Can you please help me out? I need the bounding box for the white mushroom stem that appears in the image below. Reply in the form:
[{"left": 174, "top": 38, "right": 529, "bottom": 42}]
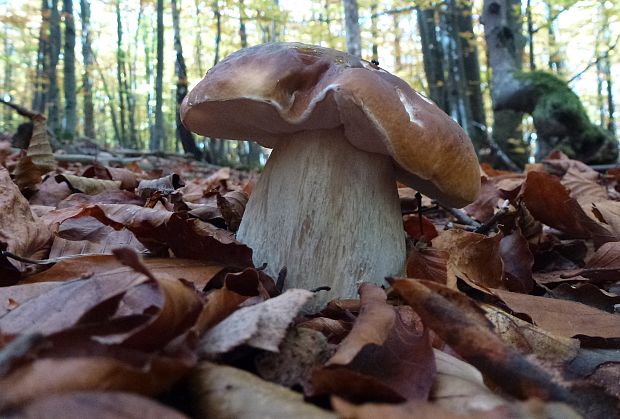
[{"left": 236, "top": 128, "right": 406, "bottom": 303}]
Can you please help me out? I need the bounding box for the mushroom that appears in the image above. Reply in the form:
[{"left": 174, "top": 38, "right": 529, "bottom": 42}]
[{"left": 181, "top": 42, "right": 480, "bottom": 303}]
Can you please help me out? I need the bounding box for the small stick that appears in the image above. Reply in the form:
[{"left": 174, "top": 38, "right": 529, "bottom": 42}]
[{"left": 474, "top": 200, "right": 511, "bottom": 235}]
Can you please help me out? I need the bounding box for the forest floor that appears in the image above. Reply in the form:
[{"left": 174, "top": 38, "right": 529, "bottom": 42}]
[{"left": 0, "top": 136, "right": 619, "bottom": 418}]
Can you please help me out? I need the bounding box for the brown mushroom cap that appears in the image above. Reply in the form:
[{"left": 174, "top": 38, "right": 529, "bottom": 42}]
[{"left": 181, "top": 42, "right": 480, "bottom": 207}]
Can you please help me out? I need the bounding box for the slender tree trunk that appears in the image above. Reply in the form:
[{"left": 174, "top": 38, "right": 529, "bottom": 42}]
[
  {"left": 526, "top": 0, "right": 535, "bottom": 71},
  {"left": 238, "top": 0, "right": 248, "bottom": 49},
  {"left": 93, "top": 53, "right": 121, "bottom": 146},
  {"left": 417, "top": 6, "right": 448, "bottom": 112},
  {"left": 213, "top": 1, "right": 221, "bottom": 66},
  {"left": 456, "top": 0, "right": 487, "bottom": 151},
  {"left": 195, "top": 0, "right": 204, "bottom": 76},
  {"left": 546, "top": 1, "right": 563, "bottom": 74},
  {"left": 342, "top": 0, "right": 361, "bottom": 57},
  {"left": 143, "top": 10, "right": 154, "bottom": 147},
  {"left": 481, "top": 0, "right": 528, "bottom": 168},
  {"left": 33, "top": 0, "right": 50, "bottom": 113},
  {"left": 393, "top": 12, "right": 402, "bottom": 72},
  {"left": 3, "top": 26, "right": 14, "bottom": 130},
  {"left": 152, "top": 0, "right": 165, "bottom": 151},
  {"left": 115, "top": 0, "right": 127, "bottom": 147},
  {"left": 125, "top": 5, "right": 141, "bottom": 149},
  {"left": 80, "top": 0, "right": 94, "bottom": 139},
  {"left": 62, "top": 0, "right": 77, "bottom": 140},
  {"left": 370, "top": 2, "right": 378, "bottom": 62},
  {"left": 171, "top": 0, "right": 201, "bottom": 159},
  {"left": 47, "top": 0, "right": 61, "bottom": 134}
]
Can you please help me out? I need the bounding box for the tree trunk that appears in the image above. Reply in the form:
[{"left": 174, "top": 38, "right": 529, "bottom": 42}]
[
  {"left": 417, "top": 6, "right": 448, "bottom": 112},
  {"left": 47, "top": 0, "right": 61, "bottom": 135},
  {"left": 152, "top": 0, "right": 165, "bottom": 151},
  {"left": 370, "top": 2, "right": 378, "bottom": 62},
  {"left": 546, "top": 1, "right": 564, "bottom": 74},
  {"left": 393, "top": 12, "right": 402, "bottom": 72},
  {"left": 33, "top": 0, "right": 50, "bottom": 113},
  {"left": 125, "top": 6, "right": 140, "bottom": 149},
  {"left": 80, "top": 0, "right": 95, "bottom": 139},
  {"left": 342, "top": 0, "right": 361, "bottom": 57},
  {"left": 481, "top": 0, "right": 528, "bottom": 168},
  {"left": 3, "top": 26, "right": 14, "bottom": 130},
  {"left": 212, "top": 1, "right": 221, "bottom": 67},
  {"left": 93, "top": 53, "right": 121, "bottom": 146},
  {"left": 62, "top": 0, "right": 77, "bottom": 140},
  {"left": 171, "top": 0, "right": 201, "bottom": 159},
  {"left": 115, "top": 0, "right": 127, "bottom": 147},
  {"left": 455, "top": 0, "right": 487, "bottom": 151},
  {"left": 194, "top": 0, "right": 204, "bottom": 76},
  {"left": 526, "top": 0, "right": 535, "bottom": 71},
  {"left": 238, "top": 0, "right": 248, "bottom": 49}
]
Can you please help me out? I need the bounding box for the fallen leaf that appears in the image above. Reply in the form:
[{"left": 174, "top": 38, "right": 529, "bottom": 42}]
[
  {"left": 432, "top": 229, "right": 504, "bottom": 289},
  {"left": 137, "top": 174, "right": 184, "bottom": 198},
  {"left": 55, "top": 174, "right": 121, "bottom": 195},
  {"left": 312, "top": 284, "right": 435, "bottom": 403},
  {"left": 255, "top": 327, "right": 334, "bottom": 394},
  {"left": 6, "top": 391, "right": 189, "bottom": 419},
  {"left": 82, "top": 165, "right": 139, "bottom": 191},
  {"left": 499, "top": 227, "right": 534, "bottom": 293},
  {"left": 521, "top": 171, "right": 614, "bottom": 245},
  {"left": 403, "top": 214, "right": 438, "bottom": 241},
  {"left": 199, "top": 289, "right": 313, "bottom": 357},
  {"left": 491, "top": 288, "right": 620, "bottom": 339},
  {"left": 406, "top": 246, "right": 448, "bottom": 283},
  {"left": 188, "top": 362, "right": 337, "bottom": 419},
  {"left": 388, "top": 278, "right": 620, "bottom": 418},
  {"left": 0, "top": 166, "right": 51, "bottom": 279}
]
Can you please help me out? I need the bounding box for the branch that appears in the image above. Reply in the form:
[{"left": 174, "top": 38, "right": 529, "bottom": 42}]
[
  {"left": 0, "top": 98, "right": 40, "bottom": 120},
  {"left": 568, "top": 35, "right": 620, "bottom": 84}
]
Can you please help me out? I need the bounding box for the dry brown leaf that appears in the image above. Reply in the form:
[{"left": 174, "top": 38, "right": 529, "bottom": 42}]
[
  {"left": 521, "top": 171, "right": 614, "bottom": 245},
  {"left": 61, "top": 204, "right": 253, "bottom": 267},
  {"left": 432, "top": 229, "right": 504, "bottom": 289},
  {"left": 216, "top": 190, "right": 247, "bottom": 232},
  {"left": 5, "top": 391, "right": 189, "bottom": 419},
  {"left": 13, "top": 152, "right": 43, "bottom": 193},
  {"left": 0, "top": 166, "right": 51, "bottom": 279},
  {"left": 28, "top": 174, "right": 72, "bottom": 206},
  {"left": 255, "top": 327, "right": 334, "bottom": 394},
  {"left": 431, "top": 349, "right": 505, "bottom": 413},
  {"left": 82, "top": 165, "right": 139, "bottom": 191},
  {"left": 406, "top": 246, "right": 448, "bottom": 283},
  {"left": 591, "top": 200, "right": 620, "bottom": 239},
  {"left": 189, "top": 362, "right": 337, "bottom": 419},
  {"left": 55, "top": 174, "right": 121, "bottom": 195},
  {"left": 388, "top": 278, "right": 620, "bottom": 418},
  {"left": 499, "top": 227, "right": 534, "bottom": 293},
  {"left": 312, "top": 284, "right": 435, "bottom": 403},
  {"left": 199, "top": 288, "right": 313, "bottom": 357},
  {"left": 491, "top": 288, "right": 620, "bottom": 339},
  {"left": 137, "top": 173, "right": 184, "bottom": 198},
  {"left": 0, "top": 351, "right": 194, "bottom": 410},
  {"left": 27, "top": 114, "right": 55, "bottom": 174}
]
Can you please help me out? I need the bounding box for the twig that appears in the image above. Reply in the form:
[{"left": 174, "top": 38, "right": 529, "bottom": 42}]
[
  {"left": 0, "top": 98, "right": 39, "bottom": 119},
  {"left": 1, "top": 250, "right": 150, "bottom": 266},
  {"left": 437, "top": 203, "right": 481, "bottom": 228},
  {"left": 569, "top": 34, "right": 620, "bottom": 84},
  {"left": 474, "top": 200, "right": 511, "bottom": 235}
]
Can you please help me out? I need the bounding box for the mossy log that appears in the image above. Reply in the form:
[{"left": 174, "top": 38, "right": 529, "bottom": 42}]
[{"left": 494, "top": 71, "right": 618, "bottom": 164}]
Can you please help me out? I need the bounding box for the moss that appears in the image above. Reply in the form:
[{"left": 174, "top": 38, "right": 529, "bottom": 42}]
[{"left": 514, "top": 71, "right": 617, "bottom": 163}]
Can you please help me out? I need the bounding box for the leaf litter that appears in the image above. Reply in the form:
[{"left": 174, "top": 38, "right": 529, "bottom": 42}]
[{"left": 0, "top": 140, "right": 619, "bottom": 418}]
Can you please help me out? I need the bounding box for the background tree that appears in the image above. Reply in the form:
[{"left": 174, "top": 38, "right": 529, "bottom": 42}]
[
  {"left": 62, "top": 0, "right": 76, "bottom": 140},
  {"left": 79, "top": 0, "right": 94, "bottom": 139},
  {"left": 171, "top": 0, "right": 201, "bottom": 159},
  {"left": 152, "top": 0, "right": 165, "bottom": 151},
  {"left": 342, "top": 0, "right": 361, "bottom": 57}
]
